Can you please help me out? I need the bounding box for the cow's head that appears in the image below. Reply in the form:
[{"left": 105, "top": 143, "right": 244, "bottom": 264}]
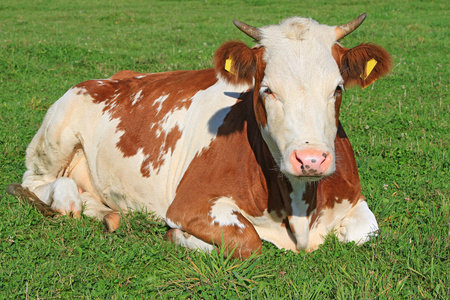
[{"left": 214, "top": 14, "right": 391, "bottom": 181}]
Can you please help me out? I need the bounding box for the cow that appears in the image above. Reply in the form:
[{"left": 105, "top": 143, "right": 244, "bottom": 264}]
[{"left": 8, "top": 13, "right": 391, "bottom": 259}]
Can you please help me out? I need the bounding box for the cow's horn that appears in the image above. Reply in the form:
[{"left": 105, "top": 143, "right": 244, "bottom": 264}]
[
  {"left": 335, "top": 13, "right": 366, "bottom": 40},
  {"left": 233, "top": 19, "right": 263, "bottom": 41}
]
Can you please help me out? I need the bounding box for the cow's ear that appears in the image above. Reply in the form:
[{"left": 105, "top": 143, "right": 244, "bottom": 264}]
[
  {"left": 337, "top": 43, "right": 392, "bottom": 88},
  {"left": 214, "top": 41, "right": 258, "bottom": 85}
]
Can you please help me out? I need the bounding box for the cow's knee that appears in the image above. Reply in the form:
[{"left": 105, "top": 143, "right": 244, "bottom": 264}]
[
  {"left": 338, "top": 200, "right": 378, "bottom": 245},
  {"left": 228, "top": 230, "right": 262, "bottom": 259}
]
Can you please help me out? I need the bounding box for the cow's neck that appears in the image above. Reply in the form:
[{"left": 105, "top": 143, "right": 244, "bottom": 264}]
[{"left": 235, "top": 91, "right": 293, "bottom": 217}]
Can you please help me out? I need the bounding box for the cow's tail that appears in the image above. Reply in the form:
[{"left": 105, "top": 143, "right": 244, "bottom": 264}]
[{"left": 6, "top": 183, "right": 55, "bottom": 217}]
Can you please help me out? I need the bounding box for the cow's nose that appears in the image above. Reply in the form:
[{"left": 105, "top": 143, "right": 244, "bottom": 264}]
[{"left": 290, "top": 150, "right": 331, "bottom": 176}]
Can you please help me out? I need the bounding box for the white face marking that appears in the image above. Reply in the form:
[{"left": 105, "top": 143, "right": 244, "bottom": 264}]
[
  {"left": 209, "top": 197, "right": 245, "bottom": 229},
  {"left": 258, "top": 17, "right": 342, "bottom": 179}
]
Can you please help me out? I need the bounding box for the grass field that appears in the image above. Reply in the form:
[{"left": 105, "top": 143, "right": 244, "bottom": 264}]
[{"left": 1, "top": 0, "right": 448, "bottom": 298}]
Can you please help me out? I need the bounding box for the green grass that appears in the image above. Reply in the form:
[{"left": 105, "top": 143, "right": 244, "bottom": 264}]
[{"left": 1, "top": 0, "right": 448, "bottom": 298}]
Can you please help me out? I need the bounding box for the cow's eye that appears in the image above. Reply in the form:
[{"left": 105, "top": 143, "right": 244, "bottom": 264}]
[
  {"left": 264, "top": 87, "right": 273, "bottom": 95},
  {"left": 335, "top": 84, "right": 344, "bottom": 95}
]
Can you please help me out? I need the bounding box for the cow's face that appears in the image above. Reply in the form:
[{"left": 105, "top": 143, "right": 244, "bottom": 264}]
[
  {"left": 215, "top": 14, "right": 391, "bottom": 181},
  {"left": 257, "top": 18, "right": 343, "bottom": 180}
]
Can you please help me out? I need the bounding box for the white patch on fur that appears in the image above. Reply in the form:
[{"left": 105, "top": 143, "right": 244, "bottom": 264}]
[
  {"left": 306, "top": 199, "right": 378, "bottom": 251},
  {"left": 153, "top": 94, "right": 169, "bottom": 113},
  {"left": 170, "top": 229, "right": 215, "bottom": 253},
  {"left": 131, "top": 90, "right": 143, "bottom": 105},
  {"left": 166, "top": 218, "right": 182, "bottom": 229},
  {"left": 243, "top": 209, "right": 297, "bottom": 251},
  {"left": 209, "top": 197, "right": 245, "bottom": 229}
]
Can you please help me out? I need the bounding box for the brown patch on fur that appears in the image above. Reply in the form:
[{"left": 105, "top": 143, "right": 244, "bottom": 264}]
[
  {"left": 332, "top": 43, "right": 392, "bottom": 88},
  {"left": 214, "top": 41, "right": 258, "bottom": 86},
  {"left": 76, "top": 69, "right": 218, "bottom": 177},
  {"left": 252, "top": 47, "right": 268, "bottom": 128}
]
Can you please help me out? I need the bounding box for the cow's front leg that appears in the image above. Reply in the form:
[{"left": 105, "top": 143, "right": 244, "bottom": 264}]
[
  {"left": 337, "top": 199, "right": 379, "bottom": 244},
  {"left": 305, "top": 198, "right": 378, "bottom": 251},
  {"left": 165, "top": 196, "right": 262, "bottom": 259}
]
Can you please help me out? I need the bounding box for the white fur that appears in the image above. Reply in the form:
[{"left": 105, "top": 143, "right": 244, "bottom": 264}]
[
  {"left": 338, "top": 200, "right": 379, "bottom": 244},
  {"left": 209, "top": 197, "right": 245, "bottom": 229},
  {"left": 287, "top": 182, "right": 311, "bottom": 250},
  {"left": 242, "top": 209, "right": 297, "bottom": 252},
  {"left": 169, "top": 229, "right": 215, "bottom": 253}
]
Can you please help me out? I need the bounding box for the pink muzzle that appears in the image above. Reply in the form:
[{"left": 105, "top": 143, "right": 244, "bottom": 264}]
[{"left": 290, "top": 149, "right": 332, "bottom": 176}]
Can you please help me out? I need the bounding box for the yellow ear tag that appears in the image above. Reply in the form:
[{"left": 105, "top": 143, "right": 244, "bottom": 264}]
[
  {"left": 361, "top": 58, "right": 378, "bottom": 80},
  {"left": 225, "top": 56, "right": 235, "bottom": 75}
]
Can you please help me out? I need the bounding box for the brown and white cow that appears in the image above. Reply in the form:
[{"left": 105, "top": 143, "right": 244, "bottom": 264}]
[{"left": 8, "top": 14, "right": 391, "bottom": 258}]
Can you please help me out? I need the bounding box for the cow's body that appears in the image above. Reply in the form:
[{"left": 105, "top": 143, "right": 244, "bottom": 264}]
[{"left": 12, "top": 15, "right": 391, "bottom": 258}]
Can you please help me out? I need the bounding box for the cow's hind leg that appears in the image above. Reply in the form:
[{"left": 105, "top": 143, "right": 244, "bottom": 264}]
[
  {"left": 81, "top": 193, "right": 120, "bottom": 232},
  {"left": 25, "top": 177, "right": 83, "bottom": 217},
  {"left": 18, "top": 91, "right": 83, "bottom": 213}
]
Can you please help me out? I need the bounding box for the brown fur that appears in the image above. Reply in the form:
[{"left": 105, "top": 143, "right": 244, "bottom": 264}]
[
  {"left": 214, "top": 41, "right": 258, "bottom": 86},
  {"left": 333, "top": 43, "right": 392, "bottom": 88}
]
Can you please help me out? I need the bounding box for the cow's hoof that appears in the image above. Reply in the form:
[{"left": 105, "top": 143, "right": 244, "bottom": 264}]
[
  {"left": 164, "top": 228, "right": 190, "bottom": 242},
  {"left": 103, "top": 212, "right": 120, "bottom": 232},
  {"left": 164, "top": 228, "right": 177, "bottom": 242}
]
